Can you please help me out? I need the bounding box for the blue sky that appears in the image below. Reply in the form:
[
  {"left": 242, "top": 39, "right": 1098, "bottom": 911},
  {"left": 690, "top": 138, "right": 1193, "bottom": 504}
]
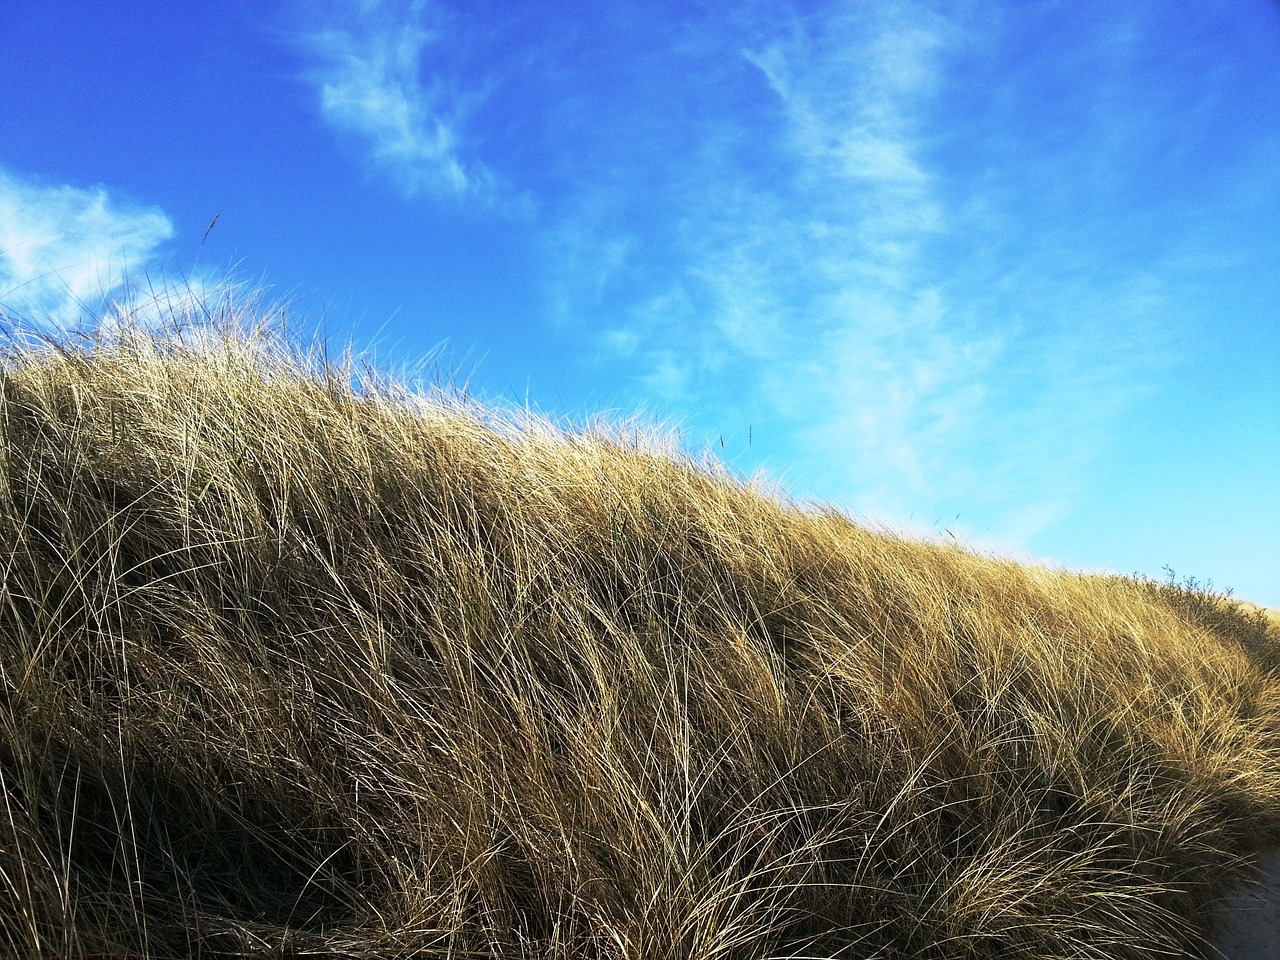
[{"left": 2, "top": 0, "right": 1278, "bottom": 606}]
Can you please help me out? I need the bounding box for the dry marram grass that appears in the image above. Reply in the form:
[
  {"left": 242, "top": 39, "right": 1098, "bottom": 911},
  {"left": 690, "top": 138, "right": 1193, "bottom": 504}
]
[{"left": 0, "top": 296, "right": 1278, "bottom": 959}]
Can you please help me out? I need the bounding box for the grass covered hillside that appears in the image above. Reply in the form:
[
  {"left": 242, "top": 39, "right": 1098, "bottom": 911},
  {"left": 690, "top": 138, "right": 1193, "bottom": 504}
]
[{"left": 1, "top": 299, "right": 1278, "bottom": 960}]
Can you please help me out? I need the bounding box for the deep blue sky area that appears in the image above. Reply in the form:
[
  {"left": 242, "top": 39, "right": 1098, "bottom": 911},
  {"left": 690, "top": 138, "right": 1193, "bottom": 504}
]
[{"left": 2, "top": 0, "right": 1279, "bottom": 606}]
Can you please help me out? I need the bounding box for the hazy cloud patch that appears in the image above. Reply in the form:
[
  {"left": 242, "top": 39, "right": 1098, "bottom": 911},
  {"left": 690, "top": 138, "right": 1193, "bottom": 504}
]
[
  {"left": 0, "top": 166, "right": 174, "bottom": 326},
  {"left": 546, "top": 0, "right": 1174, "bottom": 552}
]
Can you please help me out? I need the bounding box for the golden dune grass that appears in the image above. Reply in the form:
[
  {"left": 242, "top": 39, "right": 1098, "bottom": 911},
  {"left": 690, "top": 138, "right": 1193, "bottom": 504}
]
[{"left": 0, "top": 294, "right": 1277, "bottom": 959}]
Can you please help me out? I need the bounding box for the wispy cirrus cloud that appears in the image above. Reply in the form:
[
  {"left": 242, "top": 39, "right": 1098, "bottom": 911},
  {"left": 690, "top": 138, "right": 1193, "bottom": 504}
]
[
  {"left": 297, "top": 0, "right": 498, "bottom": 203},
  {"left": 559, "top": 4, "right": 976, "bottom": 485},
  {"left": 548, "top": 0, "right": 1177, "bottom": 550},
  {"left": 0, "top": 166, "right": 175, "bottom": 325}
]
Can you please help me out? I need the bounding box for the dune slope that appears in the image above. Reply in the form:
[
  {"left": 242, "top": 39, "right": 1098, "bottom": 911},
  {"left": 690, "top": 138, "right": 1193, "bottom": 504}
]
[{"left": 1, "top": 306, "right": 1278, "bottom": 959}]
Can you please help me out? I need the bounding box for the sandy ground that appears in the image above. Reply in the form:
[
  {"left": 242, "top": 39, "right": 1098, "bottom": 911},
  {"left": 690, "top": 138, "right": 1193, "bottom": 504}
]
[{"left": 1211, "top": 846, "right": 1280, "bottom": 959}]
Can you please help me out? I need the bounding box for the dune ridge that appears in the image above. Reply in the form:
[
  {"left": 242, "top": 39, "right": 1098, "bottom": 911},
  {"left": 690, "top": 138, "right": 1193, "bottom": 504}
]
[{"left": 0, "top": 296, "right": 1278, "bottom": 959}]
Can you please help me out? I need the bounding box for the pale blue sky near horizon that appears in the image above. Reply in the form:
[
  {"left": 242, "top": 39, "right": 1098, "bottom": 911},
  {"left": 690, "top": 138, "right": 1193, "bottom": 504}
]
[{"left": 1, "top": 0, "right": 1278, "bottom": 606}]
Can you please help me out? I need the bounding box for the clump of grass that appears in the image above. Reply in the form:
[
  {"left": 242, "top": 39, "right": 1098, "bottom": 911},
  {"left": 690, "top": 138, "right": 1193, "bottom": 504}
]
[{"left": 1, "top": 291, "right": 1277, "bottom": 959}]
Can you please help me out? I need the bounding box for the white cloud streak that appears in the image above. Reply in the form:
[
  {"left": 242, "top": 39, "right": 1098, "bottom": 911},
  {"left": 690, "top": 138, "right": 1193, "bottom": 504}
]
[
  {"left": 0, "top": 167, "right": 174, "bottom": 325},
  {"left": 299, "top": 0, "right": 496, "bottom": 202},
  {"left": 551, "top": 0, "right": 1174, "bottom": 551},
  {"left": 578, "top": 5, "right": 981, "bottom": 494}
]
